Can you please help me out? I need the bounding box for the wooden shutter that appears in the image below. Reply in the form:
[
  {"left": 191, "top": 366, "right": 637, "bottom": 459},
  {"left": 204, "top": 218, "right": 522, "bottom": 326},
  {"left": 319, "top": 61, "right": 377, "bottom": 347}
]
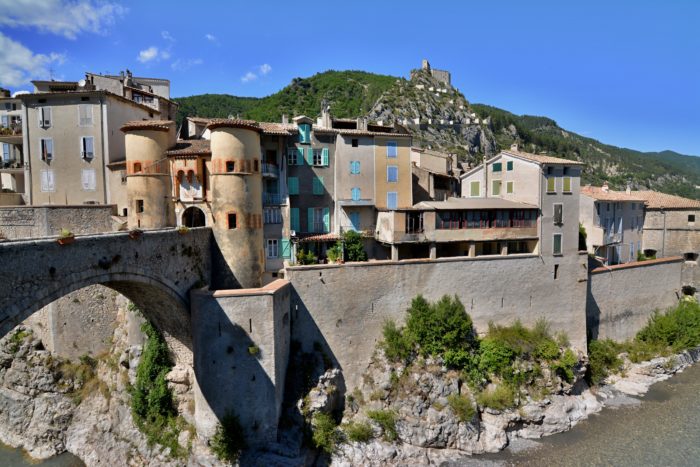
[
  {"left": 297, "top": 147, "right": 304, "bottom": 165},
  {"left": 288, "top": 177, "right": 299, "bottom": 195},
  {"left": 322, "top": 147, "right": 329, "bottom": 166},
  {"left": 470, "top": 181, "right": 479, "bottom": 197},
  {"left": 307, "top": 208, "right": 314, "bottom": 232},
  {"left": 323, "top": 207, "right": 330, "bottom": 232},
  {"left": 46, "top": 170, "right": 55, "bottom": 191},
  {"left": 305, "top": 148, "right": 313, "bottom": 165},
  {"left": 281, "top": 238, "right": 292, "bottom": 258},
  {"left": 313, "top": 176, "right": 324, "bottom": 195},
  {"left": 290, "top": 208, "right": 300, "bottom": 232},
  {"left": 563, "top": 177, "right": 571, "bottom": 193}
]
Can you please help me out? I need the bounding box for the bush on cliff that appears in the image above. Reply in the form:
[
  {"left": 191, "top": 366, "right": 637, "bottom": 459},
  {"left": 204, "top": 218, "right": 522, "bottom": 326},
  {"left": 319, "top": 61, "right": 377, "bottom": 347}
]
[{"left": 210, "top": 411, "right": 246, "bottom": 463}]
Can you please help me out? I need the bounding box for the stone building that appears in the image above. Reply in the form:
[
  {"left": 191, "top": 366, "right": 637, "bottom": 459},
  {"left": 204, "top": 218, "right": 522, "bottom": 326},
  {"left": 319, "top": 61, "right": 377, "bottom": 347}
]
[
  {"left": 632, "top": 190, "right": 700, "bottom": 258},
  {"left": 410, "top": 59, "right": 452, "bottom": 86},
  {"left": 410, "top": 146, "right": 461, "bottom": 203},
  {"left": 579, "top": 184, "right": 646, "bottom": 264}
]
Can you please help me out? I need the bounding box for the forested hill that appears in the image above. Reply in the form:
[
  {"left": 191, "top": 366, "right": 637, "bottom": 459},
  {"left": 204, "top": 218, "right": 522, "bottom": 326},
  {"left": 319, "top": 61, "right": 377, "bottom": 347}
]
[{"left": 173, "top": 70, "right": 700, "bottom": 199}]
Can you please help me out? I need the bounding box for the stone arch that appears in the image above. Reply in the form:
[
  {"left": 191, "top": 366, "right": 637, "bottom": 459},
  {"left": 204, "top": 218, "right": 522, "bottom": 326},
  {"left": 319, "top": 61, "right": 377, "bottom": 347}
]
[
  {"left": 182, "top": 206, "right": 206, "bottom": 228},
  {"left": 1, "top": 270, "right": 193, "bottom": 362}
]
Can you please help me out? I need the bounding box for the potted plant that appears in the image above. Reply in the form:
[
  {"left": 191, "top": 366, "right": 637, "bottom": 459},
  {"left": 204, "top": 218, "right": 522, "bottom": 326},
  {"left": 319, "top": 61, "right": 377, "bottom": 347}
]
[
  {"left": 128, "top": 228, "right": 143, "bottom": 240},
  {"left": 57, "top": 228, "right": 75, "bottom": 245},
  {"left": 327, "top": 241, "right": 343, "bottom": 264},
  {"left": 177, "top": 225, "right": 190, "bottom": 235}
]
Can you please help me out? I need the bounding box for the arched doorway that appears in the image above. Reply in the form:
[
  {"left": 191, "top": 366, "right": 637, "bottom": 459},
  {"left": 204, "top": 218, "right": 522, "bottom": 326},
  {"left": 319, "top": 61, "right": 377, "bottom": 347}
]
[{"left": 182, "top": 206, "right": 206, "bottom": 227}]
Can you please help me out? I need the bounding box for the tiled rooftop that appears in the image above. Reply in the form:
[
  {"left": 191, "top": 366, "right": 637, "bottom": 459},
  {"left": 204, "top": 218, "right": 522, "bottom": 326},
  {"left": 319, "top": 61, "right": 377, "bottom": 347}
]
[
  {"left": 120, "top": 120, "right": 174, "bottom": 132},
  {"left": 501, "top": 149, "right": 585, "bottom": 166},
  {"left": 581, "top": 186, "right": 648, "bottom": 202},
  {"left": 631, "top": 190, "right": 700, "bottom": 209},
  {"left": 165, "top": 139, "right": 212, "bottom": 156}
]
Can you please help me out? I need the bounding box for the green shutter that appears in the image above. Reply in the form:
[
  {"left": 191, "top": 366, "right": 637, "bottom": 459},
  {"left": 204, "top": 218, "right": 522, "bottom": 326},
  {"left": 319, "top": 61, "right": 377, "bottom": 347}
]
[
  {"left": 470, "top": 181, "right": 480, "bottom": 197},
  {"left": 290, "top": 208, "right": 300, "bottom": 232},
  {"left": 323, "top": 207, "right": 330, "bottom": 233},
  {"left": 297, "top": 147, "right": 304, "bottom": 165},
  {"left": 493, "top": 162, "right": 502, "bottom": 172},
  {"left": 507, "top": 161, "right": 513, "bottom": 171},
  {"left": 322, "top": 147, "right": 329, "bottom": 166},
  {"left": 547, "top": 177, "right": 556, "bottom": 193},
  {"left": 563, "top": 177, "right": 571, "bottom": 193},
  {"left": 281, "top": 238, "right": 292, "bottom": 258},
  {"left": 306, "top": 147, "right": 314, "bottom": 165},
  {"left": 288, "top": 177, "right": 299, "bottom": 195},
  {"left": 307, "top": 208, "right": 314, "bottom": 232}
]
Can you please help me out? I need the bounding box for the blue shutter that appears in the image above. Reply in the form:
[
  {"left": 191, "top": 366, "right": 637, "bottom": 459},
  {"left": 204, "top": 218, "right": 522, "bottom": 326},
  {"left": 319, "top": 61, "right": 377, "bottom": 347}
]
[
  {"left": 281, "top": 238, "right": 292, "bottom": 258},
  {"left": 313, "top": 177, "right": 324, "bottom": 195},
  {"left": 322, "top": 147, "right": 329, "bottom": 166},
  {"left": 306, "top": 148, "right": 314, "bottom": 165},
  {"left": 297, "top": 147, "right": 304, "bottom": 165},
  {"left": 288, "top": 177, "right": 299, "bottom": 195},
  {"left": 355, "top": 161, "right": 360, "bottom": 174},
  {"left": 307, "top": 208, "right": 314, "bottom": 232},
  {"left": 351, "top": 187, "right": 360, "bottom": 201},
  {"left": 349, "top": 212, "right": 360, "bottom": 230},
  {"left": 387, "top": 192, "right": 397, "bottom": 209},
  {"left": 290, "top": 208, "right": 300, "bottom": 232},
  {"left": 323, "top": 207, "right": 330, "bottom": 233}
]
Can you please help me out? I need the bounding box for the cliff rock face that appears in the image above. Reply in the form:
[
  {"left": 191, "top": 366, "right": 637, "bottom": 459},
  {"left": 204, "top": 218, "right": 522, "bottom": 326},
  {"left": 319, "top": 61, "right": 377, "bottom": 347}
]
[{"left": 367, "top": 69, "right": 497, "bottom": 162}]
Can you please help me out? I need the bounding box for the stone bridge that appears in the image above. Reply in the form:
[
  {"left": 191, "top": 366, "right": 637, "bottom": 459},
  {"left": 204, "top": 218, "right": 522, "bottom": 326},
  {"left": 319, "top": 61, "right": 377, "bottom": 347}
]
[{"left": 0, "top": 227, "right": 213, "bottom": 350}]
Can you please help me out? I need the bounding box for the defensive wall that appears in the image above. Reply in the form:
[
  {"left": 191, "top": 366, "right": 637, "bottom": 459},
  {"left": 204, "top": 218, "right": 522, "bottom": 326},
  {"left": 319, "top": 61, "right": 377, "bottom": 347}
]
[
  {"left": 0, "top": 205, "right": 117, "bottom": 240},
  {"left": 586, "top": 257, "right": 685, "bottom": 342},
  {"left": 285, "top": 252, "right": 588, "bottom": 391}
]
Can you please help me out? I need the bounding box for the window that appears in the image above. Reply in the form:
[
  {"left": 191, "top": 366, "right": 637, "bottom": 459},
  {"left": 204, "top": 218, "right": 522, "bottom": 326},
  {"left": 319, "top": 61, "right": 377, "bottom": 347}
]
[
  {"left": 81, "top": 168, "right": 96, "bottom": 191},
  {"left": 492, "top": 162, "right": 502, "bottom": 172},
  {"left": 267, "top": 239, "right": 279, "bottom": 258},
  {"left": 350, "top": 161, "right": 360, "bottom": 174},
  {"left": 38, "top": 107, "right": 52, "bottom": 128},
  {"left": 308, "top": 207, "right": 329, "bottom": 233},
  {"left": 563, "top": 166, "right": 570, "bottom": 175},
  {"left": 547, "top": 166, "right": 554, "bottom": 175},
  {"left": 287, "top": 148, "right": 298, "bottom": 166},
  {"left": 387, "top": 192, "right": 398, "bottom": 209},
  {"left": 352, "top": 138, "right": 359, "bottom": 148},
  {"left": 227, "top": 212, "right": 237, "bottom": 229},
  {"left": 225, "top": 161, "right": 235, "bottom": 172},
  {"left": 470, "top": 181, "right": 480, "bottom": 197},
  {"left": 312, "top": 148, "right": 329, "bottom": 166},
  {"left": 387, "top": 165, "right": 398, "bottom": 183},
  {"left": 312, "top": 176, "right": 324, "bottom": 195},
  {"left": 689, "top": 215, "right": 696, "bottom": 224},
  {"left": 1, "top": 115, "right": 8, "bottom": 128},
  {"left": 492, "top": 180, "right": 501, "bottom": 196},
  {"left": 506, "top": 160, "right": 513, "bottom": 171},
  {"left": 254, "top": 160, "right": 259, "bottom": 172},
  {"left": 387, "top": 141, "right": 397, "bottom": 158},
  {"left": 81, "top": 136, "right": 94, "bottom": 159},
  {"left": 2, "top": 143, "right": 9, "bottom": 161},
  {"left": 40, "top": 170, "right": 55, "bottom": 192},
  {"left": 290, "top": 208, "right": 300, "bottom": 232},
  {"left": 506, "top": 181, "right": 514, "bottom": 194},
  {"left": 298, "top": 123, "right": 311, "bottom": 143},
  {"left": 40, "top": 138, "right": 53, "bottom": 161},
  {"left": 288, "top": 177, "right": 299, "bottom": 195},
  {"left": 79, "top": 104, "right": 93, "bottom": 126},
  {"left": 349, "top": 212, "right": 360, "bottom": 230},
  {"left": 136, "top": 199, "right": 144, "bottom": 213},
  {"left": 563, "top": 177, "right": 571, "bottom": 193},
  {"left": 547, "top": 177, "right": 556, "bottom": 193},
  {"left": 554, "top": 264, "right": 559, "bottom": 280},
  {"left": 553, "top": 233, "right": 562, "bottom": 255},
  {"left": 553, "top": 203, "right": 563, "bottom": 225},
  {"left": 133, "top": 162, "right": 142, "bottom": 173},
  {"left": 351, "top": 187, "right": 360, "bottom": 201}
]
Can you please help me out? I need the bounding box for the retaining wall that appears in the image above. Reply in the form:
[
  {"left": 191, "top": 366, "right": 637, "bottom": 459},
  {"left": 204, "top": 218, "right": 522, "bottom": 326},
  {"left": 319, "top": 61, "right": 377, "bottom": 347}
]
[{"left": 0, "top": 205, "right": 117, "bottom": 240}]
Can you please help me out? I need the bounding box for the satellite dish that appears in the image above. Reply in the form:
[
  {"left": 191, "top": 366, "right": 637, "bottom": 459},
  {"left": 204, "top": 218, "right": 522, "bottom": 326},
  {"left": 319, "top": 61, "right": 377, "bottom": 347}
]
[{"left": 78, "top": 79, "right": 86, "bottom": 87}]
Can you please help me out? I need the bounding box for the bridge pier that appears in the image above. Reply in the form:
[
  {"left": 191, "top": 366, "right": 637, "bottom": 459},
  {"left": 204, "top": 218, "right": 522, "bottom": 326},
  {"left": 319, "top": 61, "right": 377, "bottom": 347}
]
[{"left": 190, "top": 280, "right": 290, "bottom": 446}]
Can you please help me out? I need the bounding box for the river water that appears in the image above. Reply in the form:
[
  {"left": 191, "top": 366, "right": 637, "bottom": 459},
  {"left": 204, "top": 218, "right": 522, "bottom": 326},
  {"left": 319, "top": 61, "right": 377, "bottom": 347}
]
[{"left": 3, "top": 364, "right": 700, "bottom": 466}]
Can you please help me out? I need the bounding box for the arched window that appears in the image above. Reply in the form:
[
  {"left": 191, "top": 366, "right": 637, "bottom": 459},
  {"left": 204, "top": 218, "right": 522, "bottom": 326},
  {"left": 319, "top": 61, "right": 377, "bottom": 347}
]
[{"left": 187, "top": 170, "right": 195, "bottom": 184}]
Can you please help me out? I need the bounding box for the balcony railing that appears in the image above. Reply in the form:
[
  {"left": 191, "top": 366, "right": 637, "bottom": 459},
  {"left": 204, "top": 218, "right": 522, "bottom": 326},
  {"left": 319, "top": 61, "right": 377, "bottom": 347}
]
[
  {"left": 264, "top": 207, "right": 282, "bottom": 224},
  {"left": 309, "top": 222, "right": 328, "bottom": 234},
  {"left": 261, "top": 163, "right": 279, "bottom": 178},
  {"left": 340, "top": 224, "right": 375, "bottom": 236},
  {"left": 263, "top": 193, "right": 284, "bottom": 205}
]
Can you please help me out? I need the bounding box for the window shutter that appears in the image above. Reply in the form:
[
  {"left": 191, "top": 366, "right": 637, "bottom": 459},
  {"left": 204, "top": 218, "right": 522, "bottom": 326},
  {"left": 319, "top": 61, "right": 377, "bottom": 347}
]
[
  {"left": 81, "top": 169, "right": 90, "bottom": 190},
  {"left": 554, "top": 204, "right": 563, "bottom": 224},
  {"left": 290, "top": 208, "right": 300, "bottom": 232},
  {"left": 323, "top": 207, "right": 330, "bottom": 232},
  {"left": 84, "top": 137, "right": 94, "bottom": 158},
  {"left": 281, "top": 238, "right": 292, "bottom": 258},
  {"left": 349, "top": 161, "right": 354, "bottom": 174},
  {"left": 288, "top": 177, "right": 299, "bottom": 195},
  {"left": 2, "top": 143, "right": 9, "bottom": 160},
  {"left": 507, "top": 161, "right": 513, "bottom": 171},
  {"left": 297, "top": 147, "right": 304, "bottom": 165},
  {"left": 40, "top": 170, "right": 48, "bottom": 191},
  {"left": 44, "top": 107, "right": 52, "bottom": 127},
  {"left": 313, "top": 176, "right": 324, "bottom": 195},
  {"left": 547, "top": 177, "right": 556, "bottom": 192},
  {"left": 355, "top": 161, "right": 360, "bottom": 174},
  {"left": 470, "top": 181, "right": 479, "bottom": 197},
  {"left": 307, "top": 208, "right": 314, "bottom": 232},
  {"left": 563, "top": 177, "right": 571, "bottom": 192},
  {"left": 47, "top": 170, "right": 55, "bottom": 191},
  {"left": 493, "top": 162, "right": 502, "bottom": 172},
  {"left": 322, "top": 147, "right": 329, "bottom": 166}
]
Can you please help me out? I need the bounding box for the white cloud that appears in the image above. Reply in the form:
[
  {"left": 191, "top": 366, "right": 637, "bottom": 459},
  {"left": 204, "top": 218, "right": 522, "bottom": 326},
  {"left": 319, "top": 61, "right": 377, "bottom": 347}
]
[
  {"left": 0, "top": 0, "right": 126, "bottom": 39},
  {"left": 205, "top": 33, "right": 217, "bottom": 43},
  {"left": 160, "top": 50, "right": 171, "bottom": 60},
  {"left": 137, "top": 46, "right": 159, "bottom": 63},
  {"left": 259, "top": 63, "right": 271, "bottom": 75},
  {"left": 161, "top": 30, "right": 175, "bottom": 42},
  {"left": 0, "top": 32, "right": 65, "bottom": 87},
  {"left": 171, "top": 58, "right": 203, "bottom": 71},
  {"left": 241, "top": 72, "right": 257, "bottom": 83}
]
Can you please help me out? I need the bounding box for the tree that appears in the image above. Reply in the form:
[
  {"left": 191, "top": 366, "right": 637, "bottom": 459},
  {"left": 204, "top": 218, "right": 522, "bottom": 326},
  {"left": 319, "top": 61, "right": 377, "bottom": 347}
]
[{"left": 343, "top": 230, "right": 367, "bottom": 262}]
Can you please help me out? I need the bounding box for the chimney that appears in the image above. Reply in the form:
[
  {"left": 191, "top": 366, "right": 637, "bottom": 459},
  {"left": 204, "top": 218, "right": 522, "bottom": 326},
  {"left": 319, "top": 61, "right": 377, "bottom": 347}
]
[
  {"left": 281, "top": 114, "right": 288, "bottom": 125},
  {"left": 357, "top": 117, "right": 367, "bottom": 131},
  {"left": 510, "top": 143, "right": 519, "bottom": 152},
  {"left": 602, "top": 181, "right": 609, "bottom": 193},
  {"left": 320, "top": 99, "right": 331, "bottom": 128},
  {"left": 626, "top": 181, "right": 632, "bottom": 195}
]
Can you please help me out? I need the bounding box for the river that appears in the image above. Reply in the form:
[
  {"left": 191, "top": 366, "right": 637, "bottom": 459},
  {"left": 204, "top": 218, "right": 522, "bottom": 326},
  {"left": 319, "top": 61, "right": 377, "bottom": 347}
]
[{"left": 3, "top": 363, "right": 700, "bottom": 466}]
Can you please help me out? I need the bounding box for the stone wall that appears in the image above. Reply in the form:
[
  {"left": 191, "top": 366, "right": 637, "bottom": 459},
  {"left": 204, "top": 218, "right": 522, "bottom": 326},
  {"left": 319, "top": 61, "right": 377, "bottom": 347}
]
[
  {"left": 586, "top": 257, "right": 683, "bottom": 342},
  {"left": 286, "top": 253, "right": 588, "bottom": 391},
  {"left": 0, "top": 205, "right": 117, "bottom": 240},
  {"left": 643, "top": 209, "right": 700, "bottom": 257},
  {"left": 191, "top": 280, "right": 290, "bottom": 446}
]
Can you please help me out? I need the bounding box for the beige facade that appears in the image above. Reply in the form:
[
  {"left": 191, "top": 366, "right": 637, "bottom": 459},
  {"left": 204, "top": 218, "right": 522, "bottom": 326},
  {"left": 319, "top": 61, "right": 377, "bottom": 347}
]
[
  {"left": 374, "top": 135, "right": 412, "bottom": 209},
  {"left": 1, "top": 95, "right": 25, "bottom": 197}
]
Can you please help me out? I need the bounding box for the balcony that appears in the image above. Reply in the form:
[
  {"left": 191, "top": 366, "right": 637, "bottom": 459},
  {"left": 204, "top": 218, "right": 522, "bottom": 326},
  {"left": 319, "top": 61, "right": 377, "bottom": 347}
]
[
  {"left": 263, "top": 192, "right": 284, "bottom": 205},
  {"left": 339, "top": 224, "right": 375, "bottom": 237},
  {"left": 0, "top": 123, "right": 22, "bottom": 145},
  {"left": 264, "top": 207, "right": 282, "bottom": 224},
  {"left": 261, "top": 163, "right": 279, "bottom": 178}
]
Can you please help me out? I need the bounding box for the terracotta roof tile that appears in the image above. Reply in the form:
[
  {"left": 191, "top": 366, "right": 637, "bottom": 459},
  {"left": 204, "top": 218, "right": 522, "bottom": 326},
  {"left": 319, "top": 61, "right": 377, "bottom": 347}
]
[
  {"left": 631, "top": 190, "right": 700, "bottom": 209},
  {"left": 299, "top": 233, "right": 341, "bottom": 243},
  {"left": 581, "top": 186, "right": 647, "bottom": 202},
  {"left": 206, "top": 118, "right": 262, "bottom": 132},
  {"left": 501, "top": 150, "right": 585, "bottom": 166},
  {"left": 120, "top": 120, "right": 174, "bottom": 132},
  {"left": 165, "top": 139, "right": 211, "bottom": 156}
]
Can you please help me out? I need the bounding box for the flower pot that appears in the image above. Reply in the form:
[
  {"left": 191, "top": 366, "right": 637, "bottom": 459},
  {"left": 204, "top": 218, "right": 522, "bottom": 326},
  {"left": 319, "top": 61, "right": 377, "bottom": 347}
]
[{"left": 57, "top": 236, "right": 75, "bottom": 245}]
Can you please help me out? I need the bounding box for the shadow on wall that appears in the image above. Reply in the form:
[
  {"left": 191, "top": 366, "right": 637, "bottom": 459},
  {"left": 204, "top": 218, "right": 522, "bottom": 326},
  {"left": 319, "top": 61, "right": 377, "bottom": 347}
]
[
  {"left": 192, "top": 298, "right": 277, "bottom": 447},
  {"left": 586, "top": 271, "right": 601, "bottom": 342}
]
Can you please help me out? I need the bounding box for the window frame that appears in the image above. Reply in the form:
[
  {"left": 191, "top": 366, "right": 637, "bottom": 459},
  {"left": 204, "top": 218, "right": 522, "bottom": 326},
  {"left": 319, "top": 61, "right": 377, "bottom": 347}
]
[
  {"left": 553, "top": 203, "right": 563, "bottom": 225},
  {"left": 492, "top": 162, "right": 502, "bottom": 172},
  {"left": 287, "top": 148, "right": 298, "bottom": 166},
  {"left": 351, "top": 187, "right": 361, "bottom": 201},
  {"left": 227, "top": 212, "right": 237, "bottom": 229},
  {"left": 563, "top": 176, "right": 572, "bottom": 193},
  {"left": 80, "top": 136, "right": 95, "bottom": 160},
  {"left": 506, "top": 160, "right": 513, "bottom": 171},
  {"left": 40, "top": 169, "right": 55, "bottom": 192},
  {"left": 81, "top": 168, "right": 96, "bottom": 192},
  {"left": 38, "top": 107, "right": 52, "bottom": 128},
  {"left": 546, "top": 176, "right": 556, "bottom": 193},
  {"left": 350, "top": 160, "right": 360, "bottom": 174},
  {"left": 40, "top": 138, "right": 53, "bottom": 162},
  {"left": 506, "top": 181, "right": 514, "bottom": 194},
  {"left": 386, "top": 191, "right": 398, "bottom": 210},
  {"left": 386, "top": 141, "right": 398, "bottom": 158},
  {"left": 312, "top": 148, "right": 324, "bottom": 166},
  {"left": 267, "top": 239, "right": 279, "bottom": 259},
  {"left": 553, "top": 233, "right": 563, "bottom": 256},
  {"left": 78, "top": 104, "right": 93, "bottom": 127}
]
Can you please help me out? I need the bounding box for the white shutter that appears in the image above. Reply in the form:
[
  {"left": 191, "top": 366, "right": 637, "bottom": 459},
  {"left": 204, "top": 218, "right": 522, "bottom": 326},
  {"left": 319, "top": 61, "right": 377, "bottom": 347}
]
[
  {"left": 79, "top": 105, "right": 93, "bottom": 126},
  {"left": 47, "top": 170, "right": 55, "bottom": 191},
  {"left": 81, "top": 169, "right": 96, "bottom": 191},
  {"left": 41, "top": 170, "right": 55, "bottom": 192}
]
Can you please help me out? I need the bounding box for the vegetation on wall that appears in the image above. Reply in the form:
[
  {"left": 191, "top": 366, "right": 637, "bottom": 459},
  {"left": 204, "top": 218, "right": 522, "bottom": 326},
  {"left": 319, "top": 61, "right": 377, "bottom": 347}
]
[{"left": 210, "top": 412, "right": 247, "bottom": 463}]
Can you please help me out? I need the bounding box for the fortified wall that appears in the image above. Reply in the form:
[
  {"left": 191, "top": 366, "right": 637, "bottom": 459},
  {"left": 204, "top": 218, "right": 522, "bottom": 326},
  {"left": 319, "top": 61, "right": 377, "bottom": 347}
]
[{"left": 0, "top": 205, "right": 117, "bottom": 240}]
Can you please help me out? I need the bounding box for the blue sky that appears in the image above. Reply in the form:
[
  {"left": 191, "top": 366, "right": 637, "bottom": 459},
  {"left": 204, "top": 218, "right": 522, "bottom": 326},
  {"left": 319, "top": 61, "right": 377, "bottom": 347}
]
[{"left": 1, "top": 0, "right": 698, "bottom": 155}]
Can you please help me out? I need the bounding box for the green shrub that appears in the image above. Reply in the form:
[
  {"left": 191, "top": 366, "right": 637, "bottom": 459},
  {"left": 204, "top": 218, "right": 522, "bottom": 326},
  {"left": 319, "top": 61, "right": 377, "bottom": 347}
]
[
  {"left": 381, "top": 320, "right": 413, "bottom": 362},
  {"left": 476, "top": 384, "right": 515, "bottom": 411},
  {"left": 533, "top": 339, "right": 560, "bottom": 361},
  {"left": 367, "top": 410, "right": 397, "bottom": 441},
  {"left": 311, "top": 412, "right": 340, "bottom": 454},
  {"left": 8, "top": 329, "right": 29, "bottom": 353},
  {"left": 343, "top": 230, "right": 368, "bottom": 262},
  {"left": 478, "top": 338, "right": 515, "bottom": 376},
  {"left": 447, "top": 393, "right": 476, "bottom": 422},
  {"left": 210, "top": 412, "right": 246, "bottom": 463},
  {"left": 587, "top": 339, "right": 623, "bottom": 385},
  {"left": 343, "top": 421, "right": 374, "bottom": 443},
  {"left": 327, "top": 242, "right": 343, "bottom": 262},
  {"left": 551, "top": 348, "right": 578, "bottom": 382},
  {"left": 296, "top": 249, "right": 318, "bottom": 265},
  {"left": 636, "top": 301, "right": 700, "bottom": 352},
  {"left": 486, "top": 319, "right": 556, "bottom": 359}
]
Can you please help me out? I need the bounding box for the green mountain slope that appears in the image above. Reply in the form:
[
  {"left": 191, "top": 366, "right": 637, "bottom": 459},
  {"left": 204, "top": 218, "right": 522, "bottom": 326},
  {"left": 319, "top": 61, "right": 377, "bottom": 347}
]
[{"left": 174, "top": 69, "right": 700, "bottom": 199}]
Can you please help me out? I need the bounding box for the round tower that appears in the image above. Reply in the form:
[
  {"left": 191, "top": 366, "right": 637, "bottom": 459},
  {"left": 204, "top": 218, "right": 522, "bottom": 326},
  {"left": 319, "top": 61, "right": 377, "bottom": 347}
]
[
  {"left": 208, "top": 119, "right": 264, "bottom": 289},
  {"left": 122, "top": 120, "right": 176, "bottom": 229}
]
